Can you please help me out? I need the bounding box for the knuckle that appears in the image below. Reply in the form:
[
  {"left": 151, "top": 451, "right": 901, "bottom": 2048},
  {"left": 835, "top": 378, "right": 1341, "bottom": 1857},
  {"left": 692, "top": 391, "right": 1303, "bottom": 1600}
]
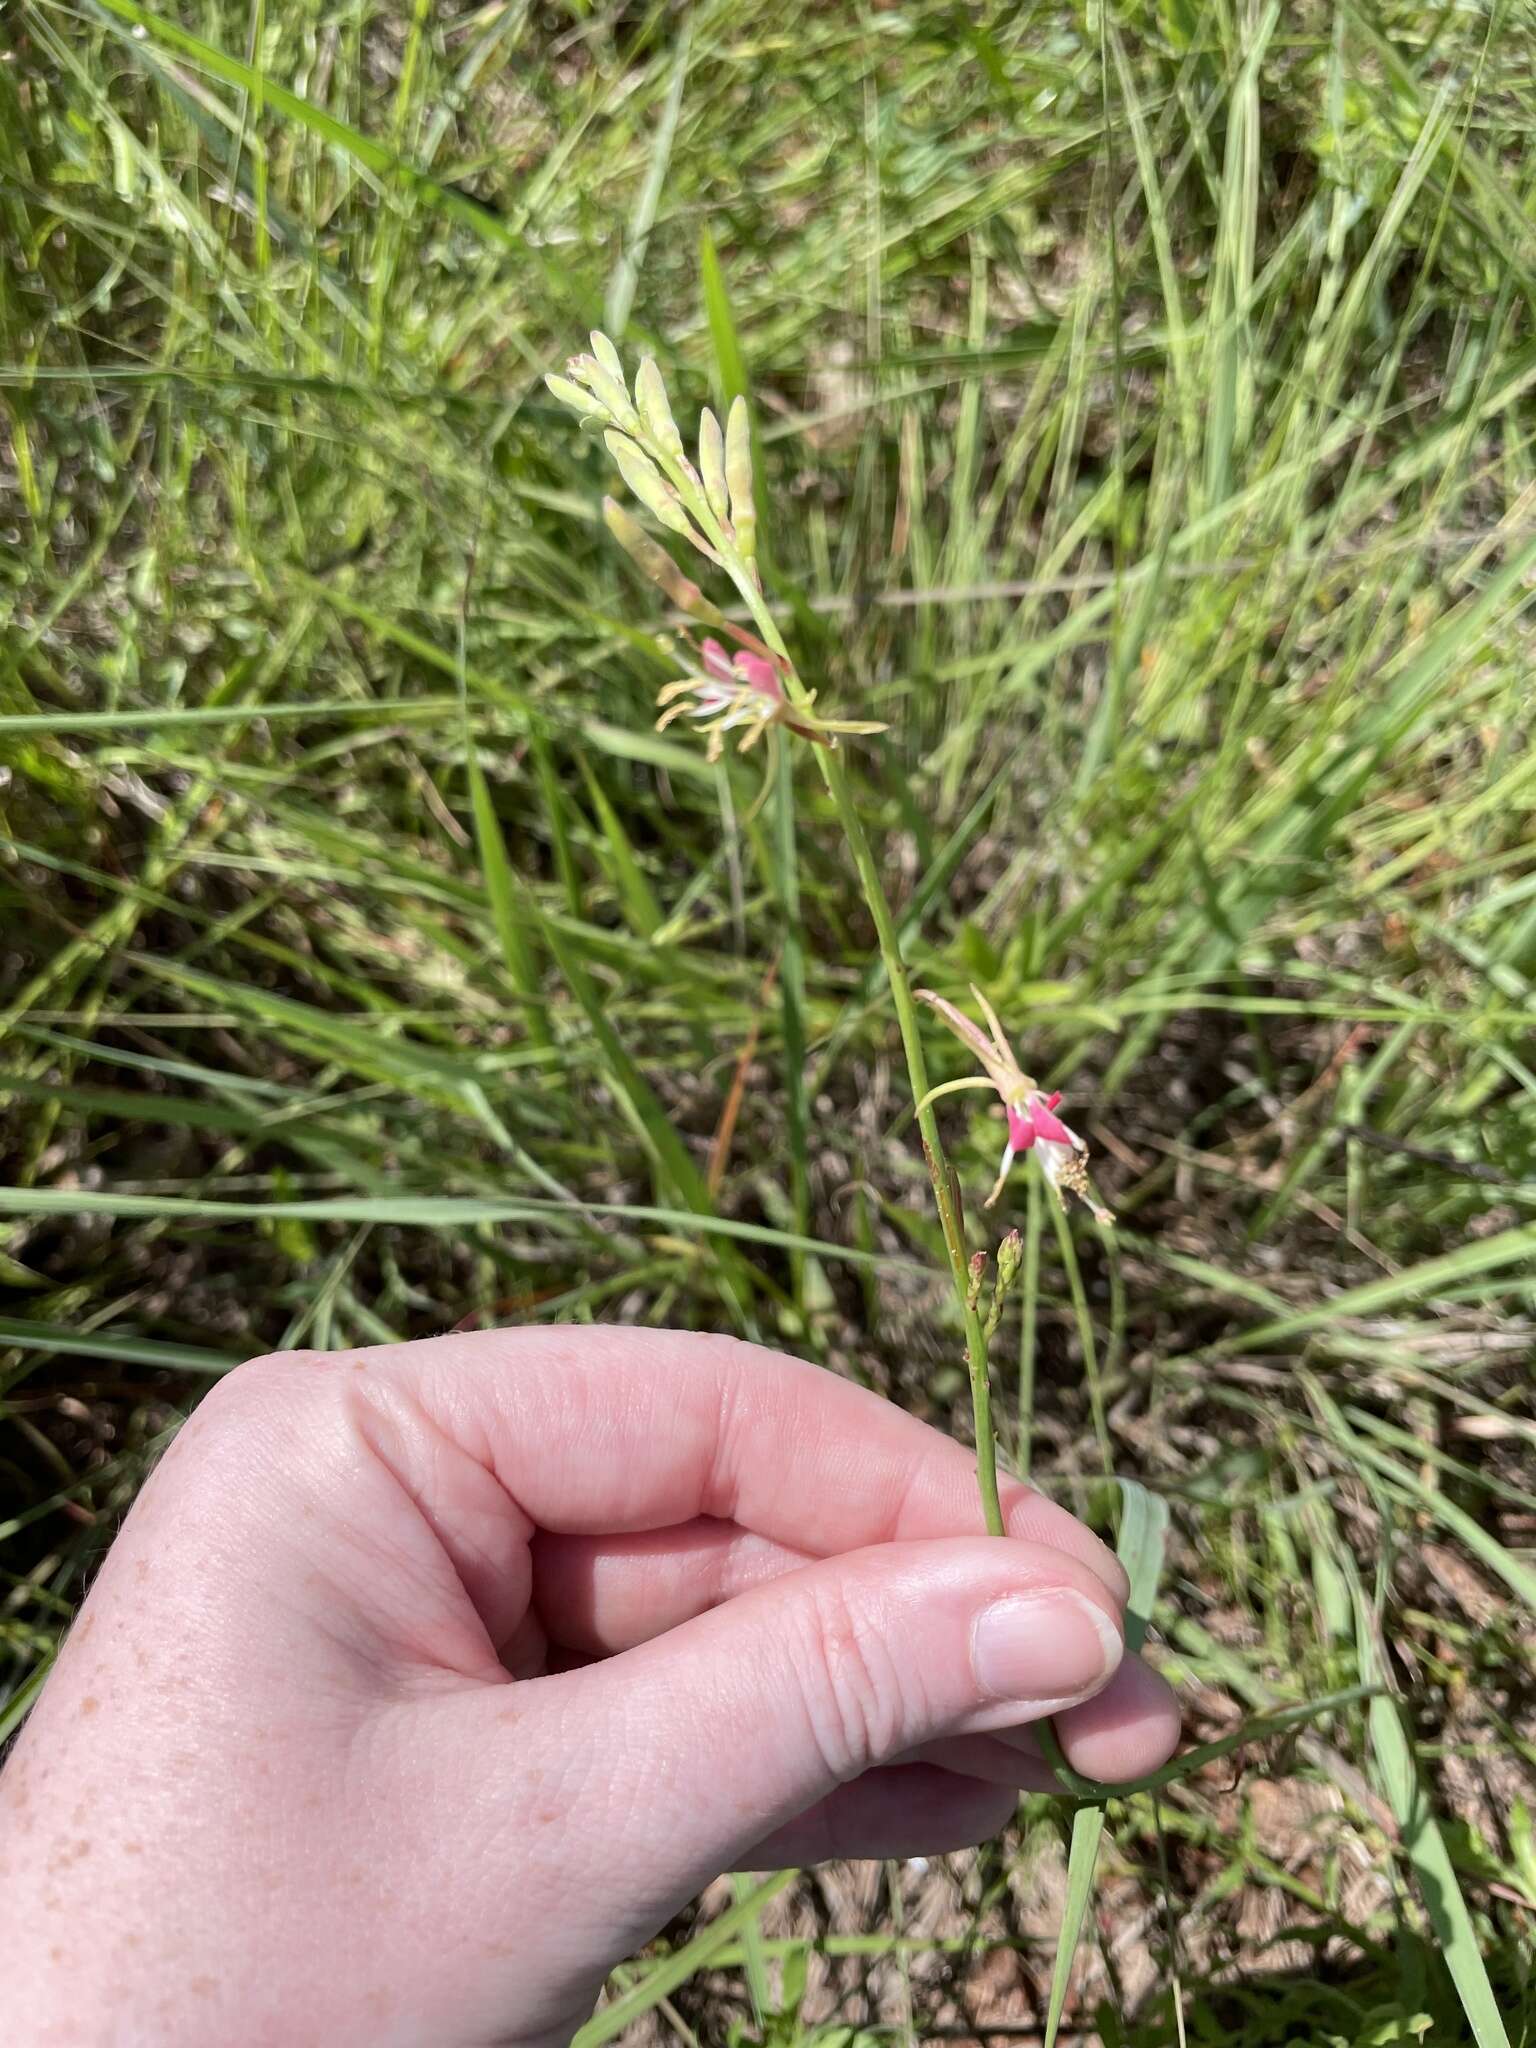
[
  {"left": 202, "top": 1343, "right": 327, "bottom": 1406},
  {"left": 790, "top": 1578, "right": 908, "bottom": 1782},
  {"left": 175, "top": 1347, "right": 336, "bottom": 1451}
]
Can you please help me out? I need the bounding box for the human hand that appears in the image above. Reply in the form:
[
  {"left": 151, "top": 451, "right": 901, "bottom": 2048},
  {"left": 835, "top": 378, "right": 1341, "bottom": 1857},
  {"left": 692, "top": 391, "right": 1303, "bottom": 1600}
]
[{"left": 0, "top": 1329, "right": 1180, "bottom": 2046}]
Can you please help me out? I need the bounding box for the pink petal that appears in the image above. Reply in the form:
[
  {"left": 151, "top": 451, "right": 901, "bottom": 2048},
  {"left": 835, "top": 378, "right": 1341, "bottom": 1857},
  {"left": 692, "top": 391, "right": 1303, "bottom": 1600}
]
[
  {"left": 1006, "top": 1105, "right": 1037, "bottom": 1150},
  {"left": 1028, "top": 1097, "right": 1074, "bottom": 1146},
  {"left": 1044, "top": 1091, "right": 1062, "bottom": 1111},
  {"left": 734, "top": 650, "right": 783, "bottom": 700},
  {"left": 700, "top": 638, "right": 734, "bottom": 683}
]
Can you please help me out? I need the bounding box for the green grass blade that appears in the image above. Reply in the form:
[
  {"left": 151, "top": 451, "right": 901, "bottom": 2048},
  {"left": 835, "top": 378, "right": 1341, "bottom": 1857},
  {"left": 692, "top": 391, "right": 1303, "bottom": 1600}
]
[
  {"left": 1114, "top": 1478, "right": 1170, "bottom": 1657},
  {"left": 0, "top": 1185, "right": 920, "bottom": 1274},
  {"left": 1042, "top": 1803, "right": 1104, "bottom": 2048},
  {"left": 88, "top": 0, "right": 521, "bottom": 251},
  {"left": 1354, "top": 1587, "right": 1512, "bottom": 2048},
  {"left": 575, "top": 751, "right": 665, "bottom": 940},
  {"left": 573, "top": 1871, "right": 797, "bottom": 2044},
  {"left": 1226, "top": 1227, "right": 1536, "bottom": 1352},
  {"left": 604, "top": 17, "right": 691, "bottom": 338},
  {"left": 1042, "top": 1478, "right": 1171, "bottom": 2047},
  {"left": 699, "top": 223, "right": 749, "bottom": 407},
  {"left": 465, "top": 746, "right": 550, "bottom": 1048}
]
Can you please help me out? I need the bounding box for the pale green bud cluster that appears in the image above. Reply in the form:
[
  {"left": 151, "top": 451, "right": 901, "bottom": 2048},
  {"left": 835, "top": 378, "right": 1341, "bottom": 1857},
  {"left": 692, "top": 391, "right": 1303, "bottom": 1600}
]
[
  {"left": 544, "top": 331, "right": 760, "bottom": 593},
  {"left": 982, "top": 1228, "right": 1025, "bottom": 1341}
]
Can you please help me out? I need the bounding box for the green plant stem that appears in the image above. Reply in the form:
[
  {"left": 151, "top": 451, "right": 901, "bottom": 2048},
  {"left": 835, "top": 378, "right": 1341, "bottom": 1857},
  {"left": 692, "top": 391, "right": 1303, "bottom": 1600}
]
[
  {"left": 1017, "top": 1172, "right": 1043, "bottom": 1482},
  {"left": 700, "top": 533, "right": 1004, "bottom": 1535},
  {"left": 1048, "top": 1199, "right": 1113, "bottom": 1478},
  {"left": 1034, "top": 1684, "right": 1379, "bottom": 1804},
  {"left": 820, "top": 750, "right": 1004, "bottom": 1537}
]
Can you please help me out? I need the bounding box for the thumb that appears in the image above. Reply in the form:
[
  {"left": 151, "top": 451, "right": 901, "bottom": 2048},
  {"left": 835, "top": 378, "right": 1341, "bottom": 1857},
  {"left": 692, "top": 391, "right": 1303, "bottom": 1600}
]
[{"left": 498, "top": 1534, "right": 1122, "bottom": 1922}]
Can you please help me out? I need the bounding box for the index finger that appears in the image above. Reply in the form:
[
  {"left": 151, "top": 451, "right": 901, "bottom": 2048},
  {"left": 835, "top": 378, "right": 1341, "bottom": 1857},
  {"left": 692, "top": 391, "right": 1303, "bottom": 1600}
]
[{"left": 362, "top": 1326, "right": 1129, "bottom": 1602}]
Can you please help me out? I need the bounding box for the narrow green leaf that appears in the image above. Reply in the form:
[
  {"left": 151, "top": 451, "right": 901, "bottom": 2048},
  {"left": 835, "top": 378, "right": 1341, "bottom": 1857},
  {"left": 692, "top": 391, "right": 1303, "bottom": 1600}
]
[
  {"left": 1042, "top": 1478, "right": 1170, "bottom": 2047},
  {"left": 573, "top": 1871, "right": 796, "bottom": 2043},
  {"left": 0, "top": 1185, "right": 919, "bottom": 1273},
  {"left": 465, "top": 749, "right": 550, "bottom": 1047},
  {"left": 604, "top": 18, "right": 691, "bottom": 338},
  {"left": 90, "top": 0, "right": 519, "bottom": 250},
  {"left": 1355, "top": 1589, "right": 1512, "bottom": 2048},
  {"left": 699, "top": 224, "right": 749, "bottom": 407},
  {"left": 576, "top": 752, "right": 665, "bottom": 940},
  {"left": 1043, "top": 1805, "right": 1104, "bottom": 2048},
  {"left": 1114, "top": 1479, "right": 1170, "bottom": 1657},
  {"left": 0, "top": 1319, "right": 238, "bottom": 1375},
  {"left": 1229, "top": 1227, "right": 1536, "bottom": 1351}
]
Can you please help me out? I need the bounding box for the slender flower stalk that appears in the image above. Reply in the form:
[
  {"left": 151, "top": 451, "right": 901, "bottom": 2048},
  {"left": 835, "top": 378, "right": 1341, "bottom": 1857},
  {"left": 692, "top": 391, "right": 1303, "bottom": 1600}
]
[
  {"left": 548, "top": 337, "right": 1004, "bottom": 1523},
  {"left": 549, "top": 339, "right": 1351, "bottom": 1812}
]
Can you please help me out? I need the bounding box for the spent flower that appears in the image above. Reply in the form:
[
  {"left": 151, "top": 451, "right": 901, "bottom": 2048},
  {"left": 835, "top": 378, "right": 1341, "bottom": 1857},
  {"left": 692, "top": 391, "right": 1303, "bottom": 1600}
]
[{"left": 915, "top": 986, "right": 1112, "bottom": 1224}]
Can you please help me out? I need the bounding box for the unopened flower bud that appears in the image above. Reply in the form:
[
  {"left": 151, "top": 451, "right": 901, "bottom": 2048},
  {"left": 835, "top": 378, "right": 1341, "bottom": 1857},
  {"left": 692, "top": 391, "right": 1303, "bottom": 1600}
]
[
  {"left": 698, "top": 408, "right": 730, "bottom": 524},
  {"left": 590, "top": 330, "right": 627, "bottom": 386},
  {"left": 544, "top": 372, "right": 608, "bottom": 421},
  {"left": 996, "top": 1228, "right": 1023, "bottom": 1292},
  {"left": 966, "top": 1249, "right": 987, "bottom": 1313},
  {"left": 604, "top": 432, "right": 698, "bottom": 541},
  {"left": 567, "top": 353, "right": 636, "bottom": 426},
  {"left": 634, "top": 357, "right": 685, "bottom": 467},
  {"left": 602, "top": 499, "right": 725, "bottom": 622},
  {"left": 725, "top": 396, "right": 756, "bottom": 561}
]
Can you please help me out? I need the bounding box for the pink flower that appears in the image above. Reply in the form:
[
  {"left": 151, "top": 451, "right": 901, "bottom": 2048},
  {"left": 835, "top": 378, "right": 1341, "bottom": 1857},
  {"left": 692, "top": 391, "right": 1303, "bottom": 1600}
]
[
  {"left": 655, "top": 636, "right": 788, "bottom": 759},
  {"left": 916, "top": 987, "right": 1112, "bottom": 1223},
  {"left": 655, "top": 630, "right": 884, "bottom": 762}
]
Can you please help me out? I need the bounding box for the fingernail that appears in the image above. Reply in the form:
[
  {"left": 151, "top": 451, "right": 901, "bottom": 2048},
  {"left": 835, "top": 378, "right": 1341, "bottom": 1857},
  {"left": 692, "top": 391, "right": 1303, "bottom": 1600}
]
[{"left": 972, "top": 1591, "right": 1123, "bottom": 1707}]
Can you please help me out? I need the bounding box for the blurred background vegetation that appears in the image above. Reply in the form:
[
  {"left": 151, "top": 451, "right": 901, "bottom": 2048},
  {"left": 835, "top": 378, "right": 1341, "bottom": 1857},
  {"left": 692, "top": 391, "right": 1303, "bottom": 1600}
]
[{"left": 2, "top": 0, "right": 1534, "bottom": 2039}]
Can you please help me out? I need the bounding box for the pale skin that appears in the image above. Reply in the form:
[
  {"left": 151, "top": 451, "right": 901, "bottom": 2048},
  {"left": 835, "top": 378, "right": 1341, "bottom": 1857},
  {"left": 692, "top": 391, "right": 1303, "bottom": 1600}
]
[{"left": 0, "top": 1328, "right": 1181, "bottom": 2047}]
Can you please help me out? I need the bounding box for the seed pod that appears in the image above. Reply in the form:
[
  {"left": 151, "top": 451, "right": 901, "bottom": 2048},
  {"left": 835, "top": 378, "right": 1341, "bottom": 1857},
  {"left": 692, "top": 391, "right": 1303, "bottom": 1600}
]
[
  {"left": 725, "top": 395, "right": 756, "bottom": 560},
  {"left": 698, "top": 408, "right": 730, "bottom": 524},
  {"left": 602, "top": 498, "right": 725, "bottom": 622},
  {"left": 634, "top": 357, "right": 685, "bottom": 466},
  {"left": 604, "top": 431, "right": 698, "bottom": 541}
]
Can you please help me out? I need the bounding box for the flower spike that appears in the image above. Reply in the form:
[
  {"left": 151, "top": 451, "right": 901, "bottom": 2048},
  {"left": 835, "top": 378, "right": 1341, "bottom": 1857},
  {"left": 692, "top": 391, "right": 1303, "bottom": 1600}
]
[
  {"left": 545, "top": 337, "right": 888, "bottom": 761},
  {"left": 915, "top": 987, "right": 1112, "bottom": 1223}
]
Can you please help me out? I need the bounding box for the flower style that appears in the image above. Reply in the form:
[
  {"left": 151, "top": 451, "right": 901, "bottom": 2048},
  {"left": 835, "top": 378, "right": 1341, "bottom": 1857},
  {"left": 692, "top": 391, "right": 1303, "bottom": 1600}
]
[
  {"left": 915, "top": 986, "right": 1112, "bottom": 1223},
  {"left": 546, "top": 334, "right": 885, "bottom": 759}
]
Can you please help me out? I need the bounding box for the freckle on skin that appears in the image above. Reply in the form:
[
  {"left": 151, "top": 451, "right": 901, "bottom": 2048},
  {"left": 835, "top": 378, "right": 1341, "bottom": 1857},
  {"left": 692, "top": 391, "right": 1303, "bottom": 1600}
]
[
  {"left": 124, "top": 1841, "right": 143, "bottom": 1855},
  {"left": 79, "top": 1696, "right": 99, "bottom": 1716},
  {"left": 190, "top": 1977, "right": 217, "bottom": 1997}
]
